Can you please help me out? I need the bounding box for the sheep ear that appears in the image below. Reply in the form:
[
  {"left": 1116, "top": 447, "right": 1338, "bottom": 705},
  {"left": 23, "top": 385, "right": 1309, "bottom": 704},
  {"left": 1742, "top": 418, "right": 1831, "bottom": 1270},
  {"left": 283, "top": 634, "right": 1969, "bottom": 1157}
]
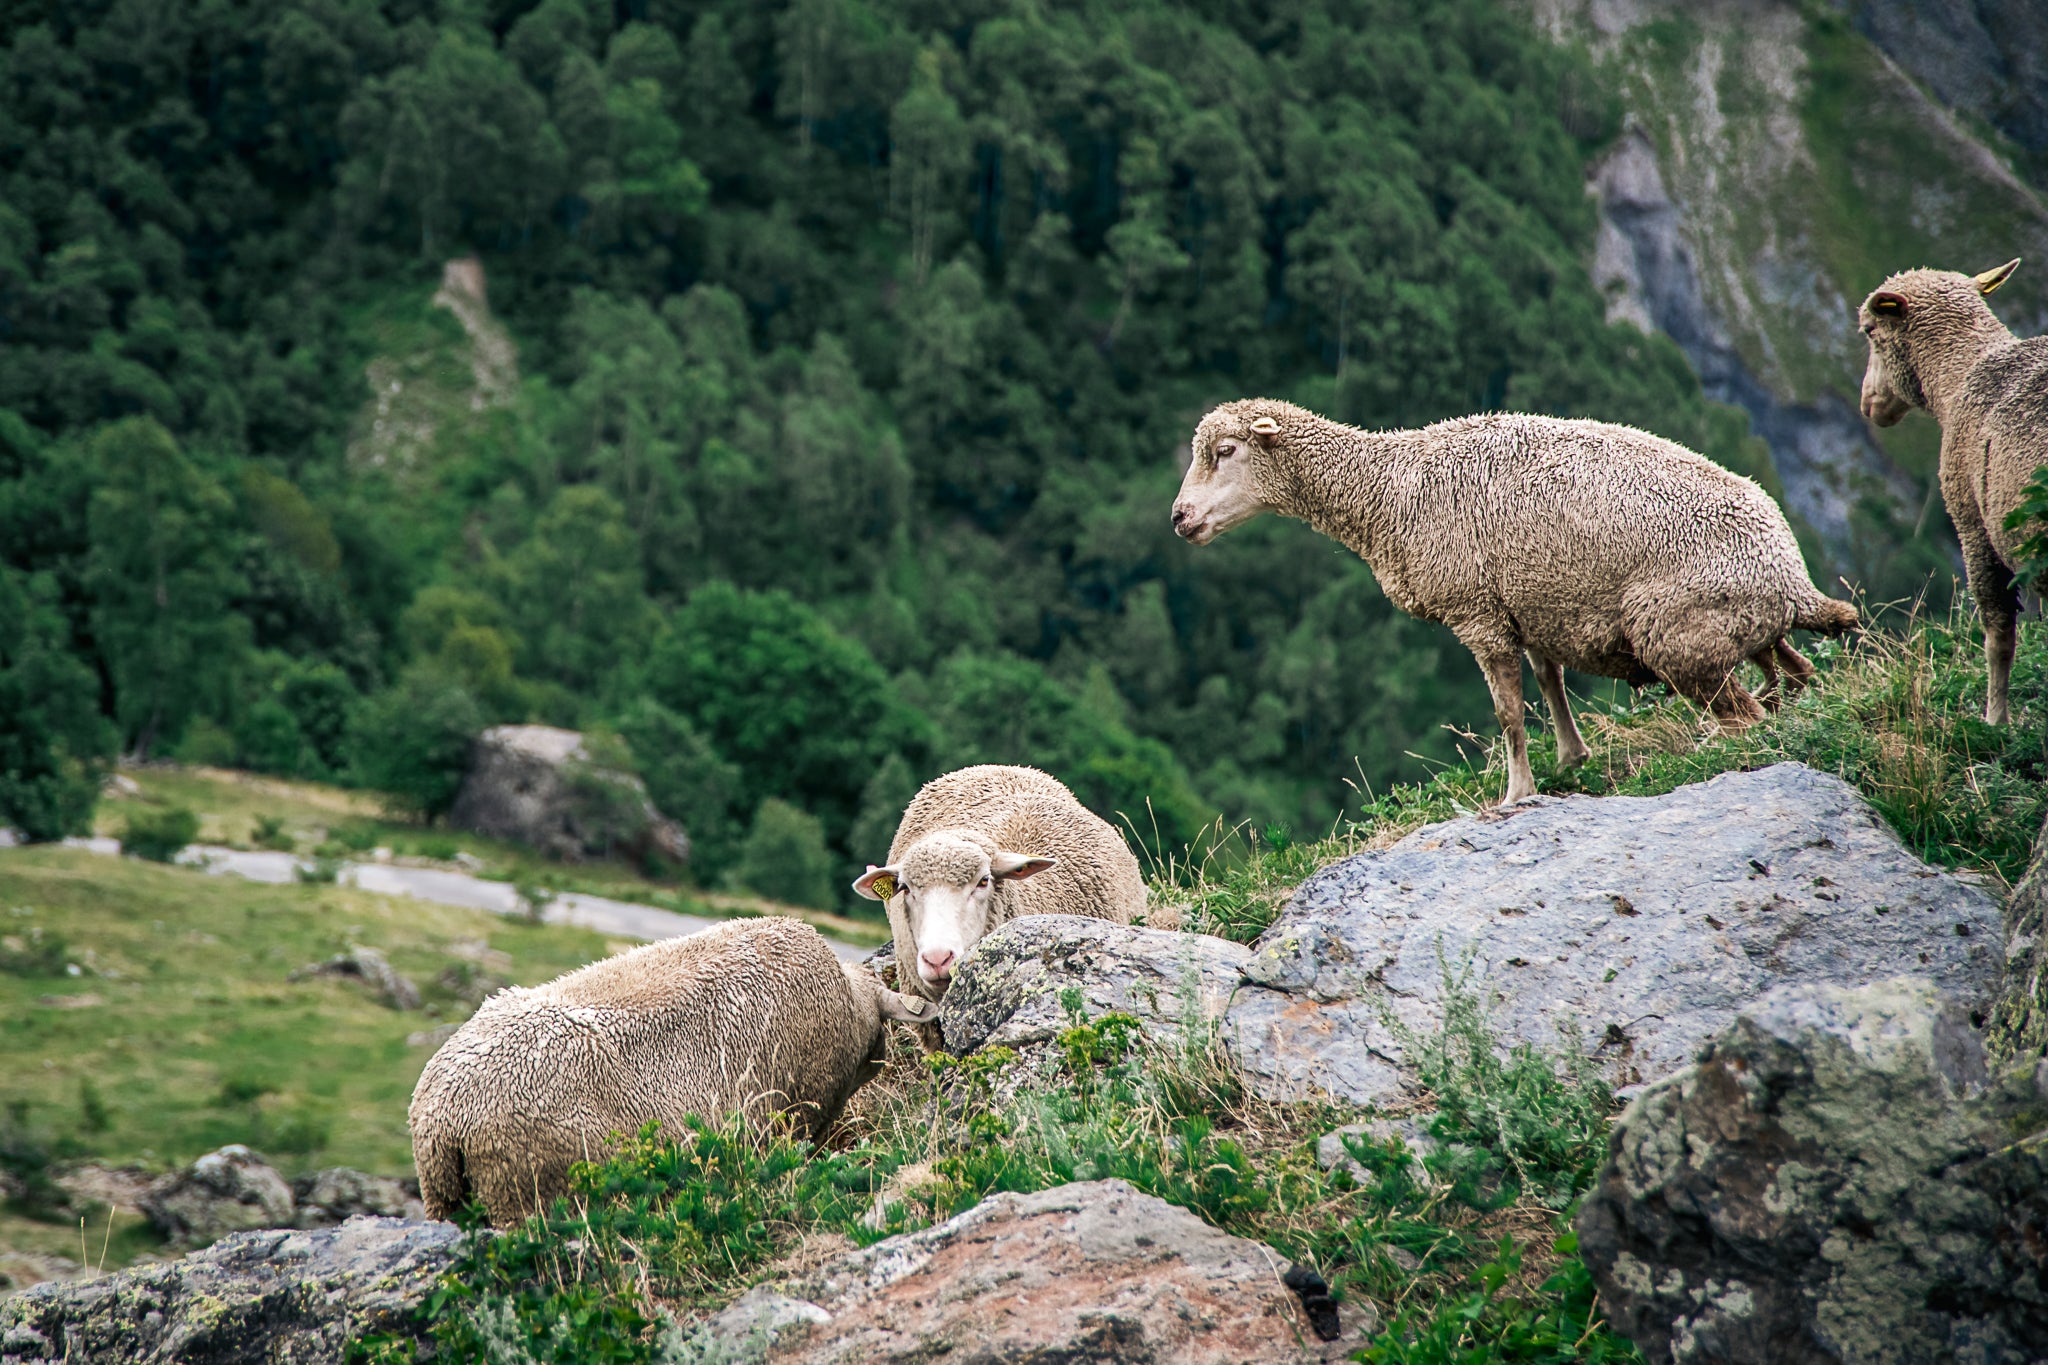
[
  {"left": 1868, "top": 292, "right": 1907, "bottom": 317},
  {"left": 851, "top": 864, "right": 903, "bottom": 901},
  {"left": 1975, "top": 258, "right": 2020, "bottom": 295},
  {"left": 878, "top": 989, "right": 931, "bottom": 1021},
  {"left": 989, "top": 851, "right": 1056, "bottom": 881},
  {"left": 1248, "top": 415, "right": 1281, "bottom": 441}
]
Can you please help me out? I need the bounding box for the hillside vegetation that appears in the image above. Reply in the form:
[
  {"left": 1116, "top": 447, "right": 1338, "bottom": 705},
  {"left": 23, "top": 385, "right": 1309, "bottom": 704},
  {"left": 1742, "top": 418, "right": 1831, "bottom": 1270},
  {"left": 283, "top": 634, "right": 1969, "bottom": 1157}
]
[{"left": 3, "top": 0, "right": 1796, "bottom": 892}]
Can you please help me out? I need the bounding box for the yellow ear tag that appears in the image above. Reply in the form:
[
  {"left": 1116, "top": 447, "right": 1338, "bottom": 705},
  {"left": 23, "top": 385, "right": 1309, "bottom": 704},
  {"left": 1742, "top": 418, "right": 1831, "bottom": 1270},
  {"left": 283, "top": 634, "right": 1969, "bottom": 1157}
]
[
  {"left": 906, "top": 997, "right": 926, "bottom": 1015},
  {"left": 870, "top": 873, "right": 898, "bottom": 901}
]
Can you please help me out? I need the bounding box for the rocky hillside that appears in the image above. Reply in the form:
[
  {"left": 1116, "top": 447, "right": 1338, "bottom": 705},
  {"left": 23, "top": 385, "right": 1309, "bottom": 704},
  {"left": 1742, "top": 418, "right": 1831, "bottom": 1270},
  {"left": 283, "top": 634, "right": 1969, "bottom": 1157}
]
[{"left": 1529, "top": 0, "right": 2048, "bottom": 596}]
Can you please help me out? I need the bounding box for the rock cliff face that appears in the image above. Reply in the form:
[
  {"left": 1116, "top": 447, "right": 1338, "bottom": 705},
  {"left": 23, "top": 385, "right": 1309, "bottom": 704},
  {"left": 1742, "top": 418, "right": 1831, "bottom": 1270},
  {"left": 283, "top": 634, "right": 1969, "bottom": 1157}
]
[{"left": 1530, "top": 0, "right": 2048, "bottom": 587}]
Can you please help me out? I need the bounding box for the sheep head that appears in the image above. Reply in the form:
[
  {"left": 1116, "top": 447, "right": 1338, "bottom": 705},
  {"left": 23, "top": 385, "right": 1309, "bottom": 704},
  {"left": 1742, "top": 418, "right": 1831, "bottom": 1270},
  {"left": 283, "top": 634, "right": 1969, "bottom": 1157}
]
[
  {"left": 1858, "top": 259, "right": 2020, "bottom": 426},
  {"left": 851, "top": 831, "right": 1056, "bottom": 992},
  {"left": 840, "top": 964, "right": 937, "bottom": 1086},
  {"left": 1173, "top": 398, "right": 1307, "bottom": 544}
]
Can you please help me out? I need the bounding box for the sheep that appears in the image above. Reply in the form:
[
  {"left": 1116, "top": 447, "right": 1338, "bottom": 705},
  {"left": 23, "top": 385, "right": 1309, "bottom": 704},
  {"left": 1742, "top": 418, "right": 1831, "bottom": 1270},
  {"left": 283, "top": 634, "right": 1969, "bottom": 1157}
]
[
  {"left": 1858, "top": 258, "right": 2039, "bottom": 723},
  {"left": 407, "top": 917, "right": 930, "bottom": 1226},
  {"left": 851, "top": 764, "right": 1149, "bottom": 1018},
  {"left": 1171, "top": 399, "right": 1859, "bottom": 805}
]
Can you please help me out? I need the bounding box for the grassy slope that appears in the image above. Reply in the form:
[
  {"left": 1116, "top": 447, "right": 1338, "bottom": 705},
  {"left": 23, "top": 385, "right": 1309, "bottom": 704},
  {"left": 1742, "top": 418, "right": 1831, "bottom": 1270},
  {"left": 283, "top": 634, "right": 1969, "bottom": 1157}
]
[{"left": 0, "top": 847, "right": 613, "bottom": 1277}]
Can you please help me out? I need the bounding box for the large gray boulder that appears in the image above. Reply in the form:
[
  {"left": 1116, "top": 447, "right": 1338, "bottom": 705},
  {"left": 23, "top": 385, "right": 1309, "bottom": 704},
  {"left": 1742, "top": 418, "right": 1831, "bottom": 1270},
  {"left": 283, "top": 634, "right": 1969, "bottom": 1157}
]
[
  {"left": 448, "top": 724, "right": 688, "bottom": 865},
  {"left": 940, "top": 915, "right": 1251, "bottom": 1054},
  {"left": 1224, "top": 763, "right": 2001, "bottom": 1107},
  {"left": 674, "top": 1178, "right": 1319, "bottom": 1363},
  {"left": 0, "top": 1217, "right": 460, "bottom": 1364},
  {"left": 1576, "top": 978, "right": 2048, "bottom": 1364}
]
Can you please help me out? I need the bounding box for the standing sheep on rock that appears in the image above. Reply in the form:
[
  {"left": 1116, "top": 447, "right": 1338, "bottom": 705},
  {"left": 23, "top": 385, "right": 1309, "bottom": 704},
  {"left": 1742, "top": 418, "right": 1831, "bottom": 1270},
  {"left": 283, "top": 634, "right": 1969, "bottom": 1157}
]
[
  {"left": 1171, "top": 399, "right": 1858, "bottom": 805},
  {"left": 1858, "top": 258, "right": 2040, "bottom": 723},
  {"left": 408, "top": 918, "right": 929, "bottom": 1226},
  {"left": 852, "top": 765, "right": 1149, "bottom": 1019}
]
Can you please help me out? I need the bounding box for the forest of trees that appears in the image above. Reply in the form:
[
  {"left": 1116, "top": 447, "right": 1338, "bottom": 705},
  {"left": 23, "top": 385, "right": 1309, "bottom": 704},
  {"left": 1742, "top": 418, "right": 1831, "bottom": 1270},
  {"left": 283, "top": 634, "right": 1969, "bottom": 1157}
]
[{"left": 0, "top": 0, "right": 1796, "bottom": 898}]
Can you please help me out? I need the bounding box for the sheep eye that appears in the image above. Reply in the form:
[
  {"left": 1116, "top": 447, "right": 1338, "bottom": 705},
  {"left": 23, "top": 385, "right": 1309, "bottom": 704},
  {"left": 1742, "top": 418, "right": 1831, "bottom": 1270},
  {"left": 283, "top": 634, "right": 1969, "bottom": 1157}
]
[
  {"left": 977, "top": 876, "right": 991, "bottom": 888},
  {"left": 1214, "top": 443, "right": 1233, "bottom": 461}
]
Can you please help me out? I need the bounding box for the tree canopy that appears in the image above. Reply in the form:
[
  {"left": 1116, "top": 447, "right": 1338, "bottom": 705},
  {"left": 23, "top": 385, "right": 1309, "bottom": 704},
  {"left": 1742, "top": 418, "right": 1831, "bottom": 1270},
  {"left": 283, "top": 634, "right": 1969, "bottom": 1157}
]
[{"left": 0, "top": 0, "right": 1790, "bottom": 892}]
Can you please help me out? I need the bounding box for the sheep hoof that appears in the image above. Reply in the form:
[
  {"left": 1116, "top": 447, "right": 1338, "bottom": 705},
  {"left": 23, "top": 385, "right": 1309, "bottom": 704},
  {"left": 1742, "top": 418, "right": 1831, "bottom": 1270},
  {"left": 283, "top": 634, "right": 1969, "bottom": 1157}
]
[{"left": 1556, "top": 746, "right": 1591, "bottom": 771}]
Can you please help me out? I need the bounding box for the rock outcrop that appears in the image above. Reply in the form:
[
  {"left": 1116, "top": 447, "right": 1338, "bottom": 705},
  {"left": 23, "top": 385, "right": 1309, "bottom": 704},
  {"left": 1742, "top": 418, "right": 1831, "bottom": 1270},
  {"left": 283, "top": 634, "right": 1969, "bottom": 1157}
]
[
  {"left": 1577, "top": 978, "right": 2048, "bottom": 1364},
  {"left": 138, "top": 1146, "right": 296, "bottom": 1250},
  {"left": 288, "top": 945, "right": 421, "bottom": 1010},
  {"left": 0, "top": 1218, "right": 459, "bottom": 1364},
  {"left": 675, "top": 1178, "right": 1320, "bottom": 1364},
  {"left": 130, "top": 1147, "right": 424, "bottom": 1250},
  {"left": 448, "top": 724, "right": 688, "bottom": 865},
  {"left": 939, "top": 915, "right": 1251, "bottom": 1055},
  {"left": 290, "top": 1169, "right": 425, "bottom": 1228},
  {"left": 1224, "top": 764, "right": 2001, "bottom": 1107}
]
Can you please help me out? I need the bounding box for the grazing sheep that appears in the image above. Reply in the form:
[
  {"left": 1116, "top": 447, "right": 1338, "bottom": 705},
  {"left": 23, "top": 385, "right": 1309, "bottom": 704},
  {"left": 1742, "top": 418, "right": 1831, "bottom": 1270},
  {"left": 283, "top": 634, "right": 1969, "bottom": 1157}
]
[
  {"left": 408, "top": 917, "right": 929, "bottom": 1225},
  {"left": 1171, "top": 400, "right": 1858, "bottom": 805},
  {"left": 851, "top": 765, "right": 1149, "bottom": 1017},
  {"left": 1858, "top": 258, "right": 2040, "bottom": 723}
]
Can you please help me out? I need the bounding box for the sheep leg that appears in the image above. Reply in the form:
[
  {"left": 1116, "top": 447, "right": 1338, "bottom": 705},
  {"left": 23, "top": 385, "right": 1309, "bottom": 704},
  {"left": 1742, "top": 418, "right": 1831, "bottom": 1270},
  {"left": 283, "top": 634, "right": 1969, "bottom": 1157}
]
[
  {"left": 1773, "top": 639, "right": 1816, "bottom": 698},
  {"left": 1665, "top": 662, "right": 1766, "bottom": 732},
  {"left": 1530, "top": 654, "right": 1590, "bottom": 769},
  {"left": 1750, "top": 646, "right": 1781, "bottom": 712},
  {"left": 1958, "top": 512, "right": 2020, "bottom": 724},
  {"left": 1476, "top": 650, "right": 1538, "bottom": 805}
]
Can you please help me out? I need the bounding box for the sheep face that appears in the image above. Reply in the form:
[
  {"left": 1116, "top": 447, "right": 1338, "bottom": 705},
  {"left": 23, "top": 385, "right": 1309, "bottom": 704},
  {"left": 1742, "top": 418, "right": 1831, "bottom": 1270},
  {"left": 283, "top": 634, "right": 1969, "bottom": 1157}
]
[
  {"left": 840, "top": 964, "right": 936, "bottom": 1084},
  {"left": 1858, "top": 260, "right": 2021, "bottom": 426},
  {"left": 1173, "top": 400, "right": 1297, "bottom": 544},
  {"left": 851, "top": 832, "right": 1055, "bottom": 991},
  {"left": 1858, "top": 288, "right": 1923, "bottom": 426}
]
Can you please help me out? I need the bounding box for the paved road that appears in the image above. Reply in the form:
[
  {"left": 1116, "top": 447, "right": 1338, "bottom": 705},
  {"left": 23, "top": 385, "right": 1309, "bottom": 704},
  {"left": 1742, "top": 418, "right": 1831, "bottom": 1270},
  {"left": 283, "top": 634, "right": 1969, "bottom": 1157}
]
[{"left": 29, "top": 838, "right": 872, "bottom": 963}]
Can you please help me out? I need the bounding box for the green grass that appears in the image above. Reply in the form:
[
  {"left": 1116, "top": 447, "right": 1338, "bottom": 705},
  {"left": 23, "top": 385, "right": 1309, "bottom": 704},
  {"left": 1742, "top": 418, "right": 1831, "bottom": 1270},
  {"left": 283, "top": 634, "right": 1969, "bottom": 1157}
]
[
  {"left": 361, "top": 983, "right": 1635, "bottom": 1364},
  {"left": 1163, "top": 612, "right": 2046, "bottom": 942},
  {"left": 0, "top": 847, "right": 612, "bottom": 1261}
]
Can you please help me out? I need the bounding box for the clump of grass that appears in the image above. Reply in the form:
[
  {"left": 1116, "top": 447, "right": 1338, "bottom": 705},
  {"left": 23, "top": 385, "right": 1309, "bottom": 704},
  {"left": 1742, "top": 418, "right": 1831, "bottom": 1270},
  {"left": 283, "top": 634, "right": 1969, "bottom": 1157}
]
[
  {"left": 250, "top": 814, "right": 295, "bottom": 851},
  {"left": 119, "top": 805, "right": 199, "bottom": 863}
]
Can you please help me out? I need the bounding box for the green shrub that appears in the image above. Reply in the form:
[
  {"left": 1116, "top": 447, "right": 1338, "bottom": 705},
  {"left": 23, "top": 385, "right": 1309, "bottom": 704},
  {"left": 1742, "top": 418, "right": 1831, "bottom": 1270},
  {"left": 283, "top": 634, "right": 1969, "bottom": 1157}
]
[
  {"left": 120, "top": 805, "right": 200, "bottom": 862},
  {"left": 346, "top": 668, "right": 484, "bottom": 819},
  {"left": 613, "top": 698, "right": 744, "bottom": 881},
  {"left": 731, "top": 799, "right": 835, "bottom": 910},
  {"left": 173, "top": 718, "right": 238, "bottom": 767},
  {"left": 250, "top": 814, "right": 293, "bottom": 850}
]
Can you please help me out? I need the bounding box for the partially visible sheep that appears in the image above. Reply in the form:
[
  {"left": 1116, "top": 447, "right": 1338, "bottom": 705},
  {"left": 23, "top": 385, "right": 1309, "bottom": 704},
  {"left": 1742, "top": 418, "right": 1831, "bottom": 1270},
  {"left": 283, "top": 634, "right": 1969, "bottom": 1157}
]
[
  {"left": 1858, "top": 258, "right": 2040, "bottom": 723},
  {"left": 1171, "top": 400, "right": 1858, "bottom": 805},
  {"left": 408, "top": 918, "right": 929, "bottom": 1226},
  {"left": 852, "top": 765, "right": 1149, "bottom": 1018}
]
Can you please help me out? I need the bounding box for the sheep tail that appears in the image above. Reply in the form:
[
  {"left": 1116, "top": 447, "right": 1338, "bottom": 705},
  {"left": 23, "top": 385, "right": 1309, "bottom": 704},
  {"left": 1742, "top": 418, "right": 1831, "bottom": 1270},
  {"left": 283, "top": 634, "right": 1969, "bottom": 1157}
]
[
  {"left": 1794, "top": 596, "right": 1861, "bottom": 636},
  {"left": 414, "top": 1130, "right": 469, "bottom": 1222}
]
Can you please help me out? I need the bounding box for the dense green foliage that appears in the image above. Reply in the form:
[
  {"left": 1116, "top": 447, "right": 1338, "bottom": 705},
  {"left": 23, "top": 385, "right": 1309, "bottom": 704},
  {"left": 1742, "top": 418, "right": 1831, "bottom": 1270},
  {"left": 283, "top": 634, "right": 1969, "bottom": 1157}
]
[
  {"left": 4, "top": 0, "right": 1780, "bottom": 893},
  {"left": 361, "top": 987, "right": 1629, "bottom": 1364}
]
